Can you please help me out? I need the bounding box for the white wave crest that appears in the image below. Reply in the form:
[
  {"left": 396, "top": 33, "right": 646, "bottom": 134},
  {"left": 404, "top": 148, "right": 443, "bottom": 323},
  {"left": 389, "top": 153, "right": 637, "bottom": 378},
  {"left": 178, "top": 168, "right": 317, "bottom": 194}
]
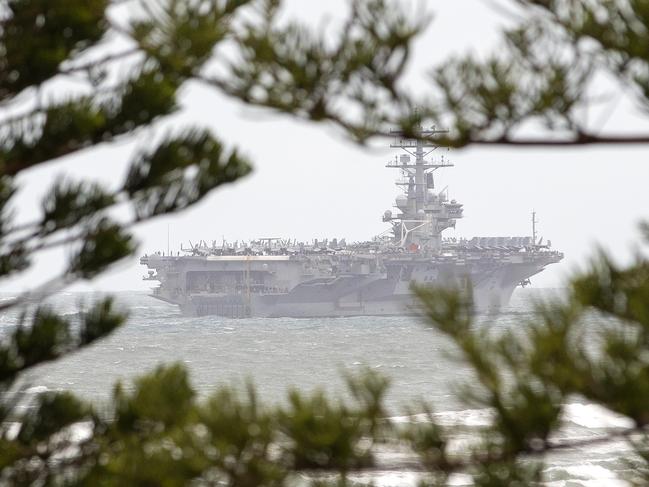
[
  {"left": 562, "top": 403, "right": 634, "bottom": 430},
  {"left": 391, "top": 407, "right": 494, "bottom": 427},
  {"left": 24, "top": 385, "right": 49, "bottom": 394}
]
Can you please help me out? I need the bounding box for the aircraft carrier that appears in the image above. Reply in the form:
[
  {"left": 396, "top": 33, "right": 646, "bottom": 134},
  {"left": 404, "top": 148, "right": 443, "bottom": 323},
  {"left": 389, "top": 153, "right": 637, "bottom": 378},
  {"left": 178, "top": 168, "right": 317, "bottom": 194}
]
[{"left": 140, "top": 129, "right": 563, "bottom": 317}]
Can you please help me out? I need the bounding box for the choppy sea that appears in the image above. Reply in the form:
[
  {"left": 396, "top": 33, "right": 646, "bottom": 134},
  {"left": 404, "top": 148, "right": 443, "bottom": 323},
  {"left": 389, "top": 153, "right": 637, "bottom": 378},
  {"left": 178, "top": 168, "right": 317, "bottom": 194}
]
[{"left": 0, "top": 289, "right": 640, "bottom": 486}]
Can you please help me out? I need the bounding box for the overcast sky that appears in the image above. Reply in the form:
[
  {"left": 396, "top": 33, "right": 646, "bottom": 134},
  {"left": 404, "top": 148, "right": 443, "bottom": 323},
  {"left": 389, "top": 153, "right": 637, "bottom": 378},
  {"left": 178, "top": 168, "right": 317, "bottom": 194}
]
[{"left": 3, "top": 0, "right": 649, "bottom": 293}]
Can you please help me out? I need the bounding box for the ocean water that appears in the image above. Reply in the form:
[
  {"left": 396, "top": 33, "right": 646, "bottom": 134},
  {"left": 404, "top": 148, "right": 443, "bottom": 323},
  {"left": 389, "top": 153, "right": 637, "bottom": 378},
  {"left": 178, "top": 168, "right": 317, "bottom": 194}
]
[{"left": 0, "top": 289, "right": 639, "bottom": 486}]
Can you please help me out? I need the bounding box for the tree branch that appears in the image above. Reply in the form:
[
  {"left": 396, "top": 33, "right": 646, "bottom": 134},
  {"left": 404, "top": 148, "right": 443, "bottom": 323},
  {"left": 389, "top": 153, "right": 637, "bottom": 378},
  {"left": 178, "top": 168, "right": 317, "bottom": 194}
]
[
  {"left": 468, "top": 134, "right": 649, "bottom": 146},
  {"left": 58, "top": 47, "right": 142, "bottom": 77}
]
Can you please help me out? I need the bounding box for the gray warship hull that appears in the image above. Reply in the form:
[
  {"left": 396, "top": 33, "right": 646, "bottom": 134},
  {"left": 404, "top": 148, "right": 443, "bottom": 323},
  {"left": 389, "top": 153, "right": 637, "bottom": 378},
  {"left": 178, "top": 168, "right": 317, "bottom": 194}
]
[{"left": 141, "top": 249, "right": 561, "bottom": 318}]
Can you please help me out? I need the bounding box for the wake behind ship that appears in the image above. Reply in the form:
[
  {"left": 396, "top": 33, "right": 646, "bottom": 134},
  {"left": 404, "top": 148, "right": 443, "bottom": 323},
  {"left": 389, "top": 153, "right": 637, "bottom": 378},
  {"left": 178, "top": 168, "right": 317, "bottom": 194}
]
[{"left": 140, "top": 129, "right": 563, "bottom": 317}]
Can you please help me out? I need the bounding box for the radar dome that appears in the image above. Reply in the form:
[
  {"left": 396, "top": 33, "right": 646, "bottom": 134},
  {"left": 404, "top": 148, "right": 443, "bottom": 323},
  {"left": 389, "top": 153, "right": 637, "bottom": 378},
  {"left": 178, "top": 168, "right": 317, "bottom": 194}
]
[
  {"left": 395, "top": 195, "right": 408, "bottom": 209},
  {"left": 383, "top": 210, "right": 392, "bottom": 221}
]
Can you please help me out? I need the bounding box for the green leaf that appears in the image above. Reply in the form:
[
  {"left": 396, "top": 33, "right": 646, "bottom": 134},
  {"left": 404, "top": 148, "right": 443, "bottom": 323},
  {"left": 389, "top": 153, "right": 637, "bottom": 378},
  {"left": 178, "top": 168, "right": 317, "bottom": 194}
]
[
  {"left": 13, "top": 308, "right": 71, "bottom": 369},
  {"left": 17, "top": 391, "right": 92, "bottom": 444},
  {"left": 1, "top": 68, "right": 179, "bottom": 176},
  {"left": 79, "top": 297, "right": 127, "bottom": 345},
  {"left": 412, "top": 285, "right": 473, "bottom": 336},
  {"left": 113, "top": 363, "right": 195, "bottom": 433},
  {"left": 124, "top": 129, "right": 252, "bottom": 219},
  {"left": 40, "top": 179, "right": 115, "bottom": 236},
  {"left": 198, "top": 385, "right": 285, "bottom": 485},
  {"left": 0, "top": 244, "right": 30, "bottom": 278},
  {"left": 0, "top": 308, "right": 71, "bottom": 384},
  {"left": 572, "top": 254, "right": 649, "bottom": 330},
  {"left": 0, "top": 0, "right": 109, "bottom": 100},
  {"left": 105, "top": 68, "right": 179, "bottom": 133},
  {"left": 278, "top": 380, "right": 379, "bottom": 471},
  {"left": 131, "top": 0, "right": 248, "bottom": 78},
  {"left": 68, "top": 219, "right": 135, "bottom": 279}
]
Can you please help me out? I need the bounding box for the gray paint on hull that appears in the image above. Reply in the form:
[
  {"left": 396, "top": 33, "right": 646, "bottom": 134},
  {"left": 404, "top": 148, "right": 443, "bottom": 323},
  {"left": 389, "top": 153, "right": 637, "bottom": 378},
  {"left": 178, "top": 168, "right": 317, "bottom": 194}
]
[{"left": 152, "top": 260, "right": 550, "bottom": 318}]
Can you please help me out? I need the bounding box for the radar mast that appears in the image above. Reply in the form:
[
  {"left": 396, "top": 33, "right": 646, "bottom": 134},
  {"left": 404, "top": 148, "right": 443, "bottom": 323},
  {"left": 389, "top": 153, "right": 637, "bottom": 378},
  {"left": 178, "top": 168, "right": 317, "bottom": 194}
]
[{"left": 382, "top": 127, "right": 463, "bottom": 252}]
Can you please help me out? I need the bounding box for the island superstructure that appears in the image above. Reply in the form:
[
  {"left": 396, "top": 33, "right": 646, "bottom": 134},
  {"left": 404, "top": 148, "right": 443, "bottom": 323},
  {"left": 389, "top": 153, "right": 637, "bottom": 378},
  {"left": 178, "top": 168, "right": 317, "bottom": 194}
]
[{"left": 140, "top": 129, "right": 563, "bottom": 317}]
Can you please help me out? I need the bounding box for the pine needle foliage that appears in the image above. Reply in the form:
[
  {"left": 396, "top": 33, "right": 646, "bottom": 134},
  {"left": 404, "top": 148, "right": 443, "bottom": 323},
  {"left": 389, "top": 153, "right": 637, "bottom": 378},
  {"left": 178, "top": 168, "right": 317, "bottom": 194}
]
[
  {"left": 1, "top": 0, "right": 649, "bottom": 485},
  {"left": 0, "top": 0, "right": 423, "bottom": 484},
  {"left": 428, "top": 0, "right": 649, "bottom": 146}
]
